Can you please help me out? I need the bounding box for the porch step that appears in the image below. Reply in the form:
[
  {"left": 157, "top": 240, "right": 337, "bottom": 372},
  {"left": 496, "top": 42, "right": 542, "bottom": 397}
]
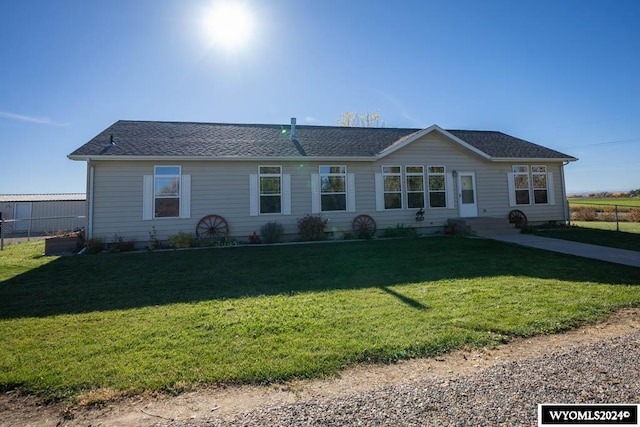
[{"left": 450, "top": 217, "right": 521, "bottom": 237}]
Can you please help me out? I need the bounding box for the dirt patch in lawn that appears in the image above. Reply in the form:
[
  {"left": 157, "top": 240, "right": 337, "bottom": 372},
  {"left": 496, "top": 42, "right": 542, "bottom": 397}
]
[{"left": 1, "top": 308, "right": 638, "bottom": 427}]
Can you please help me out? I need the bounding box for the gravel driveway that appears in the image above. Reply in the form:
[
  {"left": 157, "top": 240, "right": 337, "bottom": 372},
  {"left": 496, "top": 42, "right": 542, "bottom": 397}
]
[{"left": 159, "top": 331, "right": 640, "bottom": 427}]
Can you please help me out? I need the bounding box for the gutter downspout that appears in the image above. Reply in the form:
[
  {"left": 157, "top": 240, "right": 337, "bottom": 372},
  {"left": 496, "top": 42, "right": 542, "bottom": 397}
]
[
  {"left": 561, "top": 161, "right": 569, "bottom": 225},
  {"left": 88, "top": 162, "right": 95, "bottom": 239}
]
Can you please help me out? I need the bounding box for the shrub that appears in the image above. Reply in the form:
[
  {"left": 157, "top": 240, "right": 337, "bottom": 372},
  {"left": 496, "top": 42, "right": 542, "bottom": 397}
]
[
  {"left": 168, "top": 231, "right": 200, "bottom": 249},
  {"left": 260, "top": 221, "right": 284, "bottom": 244},
  {"left": 355, "top": 228, "right": 375, "bottom": 240},
  {"left": 630, "top": 208, "right": 640, "bottom": 223},
  {"left": 383, "top": 223, "right": 417, "bottom": 238},
  {"left": 297, "top": 214, "right": 327, "bottom": 241},
  {"left": 148, "top": 227, "right": 162, "bottom": 251},
  {"left": 571, "top": 207, "right": 597, "bottom": 221},
  {"left": 248, "top": 232, "right": 262, "bottom": 244},
  {"left": 84, "top": 237, "right": 104, "bottom": 254},
  {"left": 602, "top": 206, "right": 616, "bottom": 222},
  {"left": 111, "top": 234, "right": 136, "bottom": 252}
]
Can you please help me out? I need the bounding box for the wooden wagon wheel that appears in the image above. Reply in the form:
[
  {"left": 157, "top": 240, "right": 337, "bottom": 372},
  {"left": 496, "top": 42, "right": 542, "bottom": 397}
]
[
  {"left": 508, "top": 209, "right": 528, "bottom": 226},
  {"left": 352, "top": 214, "right": 377, "bottom": 237},
  {"left": 196, "top": 214, "right": 229, "bottom": 239}
]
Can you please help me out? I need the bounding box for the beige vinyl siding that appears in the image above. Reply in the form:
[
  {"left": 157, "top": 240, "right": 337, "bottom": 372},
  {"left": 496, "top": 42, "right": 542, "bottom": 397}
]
[{"left": 89, "top": 132, "right": 568, "bottom": 242}]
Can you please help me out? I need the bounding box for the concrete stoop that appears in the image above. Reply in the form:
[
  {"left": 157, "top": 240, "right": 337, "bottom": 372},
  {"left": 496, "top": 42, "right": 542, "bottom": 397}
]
[{"left": 450, "top": 217, "right": 521, "bottom": 237}]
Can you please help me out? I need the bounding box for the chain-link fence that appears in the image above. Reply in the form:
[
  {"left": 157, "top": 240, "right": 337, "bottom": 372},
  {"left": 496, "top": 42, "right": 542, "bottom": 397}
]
[
  {"left": 568, "top": 201, "right": 640, "bottom": 232},
  {"left": 0, "top": 215, "right": 86, "bottom": 249}
]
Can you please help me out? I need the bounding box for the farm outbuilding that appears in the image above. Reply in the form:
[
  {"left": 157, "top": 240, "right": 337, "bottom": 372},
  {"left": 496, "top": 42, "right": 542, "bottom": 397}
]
[{"left": 0, "top": 193, "right": 86, "bottom": 236}]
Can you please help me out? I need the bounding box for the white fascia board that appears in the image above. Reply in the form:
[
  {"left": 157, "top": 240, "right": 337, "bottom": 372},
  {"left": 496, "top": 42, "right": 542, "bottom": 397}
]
[
  {"left": 376, "top": 124, "right": 493, "bottom": 160},
  {"left": 67, "top": 155, "right": 377, "bottom": 162}
]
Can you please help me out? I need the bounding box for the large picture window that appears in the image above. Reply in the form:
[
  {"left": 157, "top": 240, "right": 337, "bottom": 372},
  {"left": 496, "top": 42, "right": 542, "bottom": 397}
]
[
  {"left": 382, "top": 166, "right": 402, "bottom": 209},
  {"left": 405, "top": 166, "right": 425, "bottom": 209},
  {"left": 320, "top": 166, "right": 347, "bottom": 211},
  {"left": 259, "top": 166, "right": 282, "bottom": 214},
  {"left": 427, "top": 166, "right": 447, "bottom": 208},
  {"left": 154, "top": 166, "right": 181, "bottom": 217}
]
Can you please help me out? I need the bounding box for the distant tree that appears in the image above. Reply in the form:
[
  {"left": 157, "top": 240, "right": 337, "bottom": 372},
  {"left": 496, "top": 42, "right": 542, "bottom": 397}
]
[
  {"left": 630, "top": 188, "right": 640, "bottom": 198},
  {"left": 337, "top": 111, "right": 386, "bottom": 128}
]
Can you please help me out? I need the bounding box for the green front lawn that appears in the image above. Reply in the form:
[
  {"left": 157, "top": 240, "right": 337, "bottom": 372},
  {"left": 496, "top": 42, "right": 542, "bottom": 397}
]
[{"left": 1, "top": 238, "right": 639, "bottom": 402}]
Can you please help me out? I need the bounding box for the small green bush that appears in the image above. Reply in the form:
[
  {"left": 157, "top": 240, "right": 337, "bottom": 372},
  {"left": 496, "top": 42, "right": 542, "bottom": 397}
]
[
  {"left": 383, "top": 223, "right": 417, "bottom": 238},
  {"left": 260, "top": 221, "right": 284, "bottom": 244},
  {"left": 168, "top": 231, "right": 200, "bottom": 248},
  {"left": 297, "top": 214, "right": 327, "bottom": 241},
  {"left": 354, "top": 226, "right": 375, "bottom": 240}
]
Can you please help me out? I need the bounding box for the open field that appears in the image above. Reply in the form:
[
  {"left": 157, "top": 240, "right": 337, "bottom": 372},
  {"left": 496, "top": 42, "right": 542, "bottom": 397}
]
[
  {"left": 568, "top": 197, "right": 640, "bottom": 208},
  {"left": 1, "top": 238, "right": 639, "bottom": 402}
]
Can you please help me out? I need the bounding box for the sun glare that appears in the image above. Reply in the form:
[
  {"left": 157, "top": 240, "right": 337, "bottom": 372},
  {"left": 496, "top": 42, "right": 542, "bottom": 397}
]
[{"left": 202, "top": 2, "right": 253, "bottom": 49}]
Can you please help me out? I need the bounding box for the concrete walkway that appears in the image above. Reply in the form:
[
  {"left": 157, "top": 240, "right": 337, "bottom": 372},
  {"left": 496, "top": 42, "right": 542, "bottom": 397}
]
[{"left": 486, "top": 234, "right": 640, "bottom": 268}]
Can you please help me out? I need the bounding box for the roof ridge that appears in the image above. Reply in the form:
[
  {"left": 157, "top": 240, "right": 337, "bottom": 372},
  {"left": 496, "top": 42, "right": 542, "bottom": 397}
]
[{"left": 114, "top": 119, "right": 423, "bottom": 132}]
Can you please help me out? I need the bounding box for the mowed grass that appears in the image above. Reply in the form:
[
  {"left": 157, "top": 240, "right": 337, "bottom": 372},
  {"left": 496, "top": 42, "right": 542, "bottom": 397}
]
[
  {"left": 1, "top": 238, "right": 639, "bottom": 402},
  {"left": 535, "top": 222, "right": 640, "bottom": 252}
]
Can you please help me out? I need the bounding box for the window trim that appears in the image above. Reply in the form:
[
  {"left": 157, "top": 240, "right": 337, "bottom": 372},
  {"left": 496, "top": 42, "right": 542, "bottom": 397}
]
[
  {"left": 319, "top": 165, "right": 348, "bottom": 212},
  {"left": 154, "top": 165, "right": 181, "bottom": 218},
  {"left": 427, "top": 165, "right": 447, "bottom": 209},
  {"left": 512, "top": 165, "right": 531, "bottom": 206},
  {"left": 405, "top": 165, "right": 425, "bottom": 209},
  {"left": 382, "top": 165, "right": 403, "bottom": 210},
  {"left": 531, "top": 165, "right": 549, "bottom": 205},
  {"left": 258, "top": 165, "right": 283, "bottom": 215}
]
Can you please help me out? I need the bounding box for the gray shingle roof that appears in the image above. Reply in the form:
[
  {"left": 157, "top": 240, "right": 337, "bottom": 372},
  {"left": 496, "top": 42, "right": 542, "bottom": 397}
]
[{"left": 69, "top": 120, "right": 575, "bottom": 161}]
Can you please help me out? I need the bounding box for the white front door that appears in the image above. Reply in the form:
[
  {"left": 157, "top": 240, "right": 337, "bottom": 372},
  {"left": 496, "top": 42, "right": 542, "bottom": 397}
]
[
  {"left": 457, "top": 172, "right": 478, "bottom": 218},
  {"left": 14, "top": 202, "right": 32, "bottom": 231}
]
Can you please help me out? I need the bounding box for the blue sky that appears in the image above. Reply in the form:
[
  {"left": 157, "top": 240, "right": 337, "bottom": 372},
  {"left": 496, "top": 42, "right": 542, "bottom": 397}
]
[{"left": 1, "top": 0, "right": 639, "bottom": 195}]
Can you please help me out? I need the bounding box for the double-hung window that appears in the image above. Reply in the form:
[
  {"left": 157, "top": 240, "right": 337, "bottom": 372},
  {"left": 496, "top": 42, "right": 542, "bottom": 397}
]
[
  {"left": 512, "top": 166, "right": 530, "bottom": 205},
  {"left": 405, "top": 166, "right": 425, "bottom": 209},
  {"left": 320, "top": 166, "right": 347, "bottom": 211},
  {"left": 143, "top": 166, "right": 190, "bottom": 220},
  {"left": 259, "top": 166, "right": 282, "bottom": 214},
  {"left": 250, "top": 167, "right": 291, "bottom": 216},
  {"left": 427, "top": 166, "right": 447, "bottom": 208},
  {"left": 154, "top": 166, "right": 181, "bottom": 217},
  {"left": 382, "top": 166, "right": 402, "bottom": 209},
  {"left": 532, "top": 166, "right": 548, "bottom": 204},
  {"left": 509, "top": 165, "right": 554, "bottom": 206}
]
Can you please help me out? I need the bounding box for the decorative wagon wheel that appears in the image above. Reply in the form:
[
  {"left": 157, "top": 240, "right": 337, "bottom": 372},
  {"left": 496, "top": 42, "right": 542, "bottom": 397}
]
[
  {"left": 195, "top": 214, "right": 229, "bottom": 240},
  {"left": 508, "top": 209, "right": 528, "bottom": 226},
  {"left": 352, "top": 214, "right": 377, "bottom": 238}
]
